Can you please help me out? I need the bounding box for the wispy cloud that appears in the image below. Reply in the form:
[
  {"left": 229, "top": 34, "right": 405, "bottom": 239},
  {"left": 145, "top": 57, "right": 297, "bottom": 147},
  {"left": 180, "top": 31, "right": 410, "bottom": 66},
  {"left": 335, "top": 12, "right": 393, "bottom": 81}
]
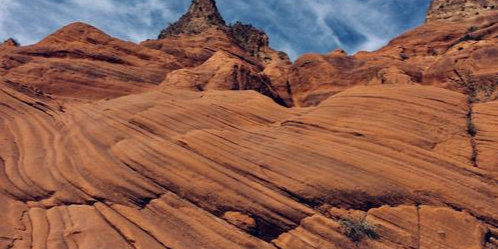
[
  {"left": 0, "top": 0, "right": 183, "bottom": 44},
  {"left": 0, "top": 0, "right": 432, "bottom": 60},
  {"left": 217, "top": 0, "right": 432, "bottom": 59}
]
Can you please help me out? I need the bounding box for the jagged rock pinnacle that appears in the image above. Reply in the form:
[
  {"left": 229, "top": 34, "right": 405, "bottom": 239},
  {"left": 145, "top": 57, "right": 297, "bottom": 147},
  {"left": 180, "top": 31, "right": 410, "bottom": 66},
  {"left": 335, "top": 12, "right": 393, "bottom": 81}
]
[
  {"left": 158, "top": 0, "right": 226, "bottom": 38},
  {"left": 158, "top": 0, "right": 272, "bottom": 58}
]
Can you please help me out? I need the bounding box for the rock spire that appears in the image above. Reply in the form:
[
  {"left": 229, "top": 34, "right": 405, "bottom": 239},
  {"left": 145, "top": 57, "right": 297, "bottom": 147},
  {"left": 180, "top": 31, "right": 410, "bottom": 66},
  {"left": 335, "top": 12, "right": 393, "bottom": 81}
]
[{"left": 158, "top": 0, "right": 226, "bottom": 38}]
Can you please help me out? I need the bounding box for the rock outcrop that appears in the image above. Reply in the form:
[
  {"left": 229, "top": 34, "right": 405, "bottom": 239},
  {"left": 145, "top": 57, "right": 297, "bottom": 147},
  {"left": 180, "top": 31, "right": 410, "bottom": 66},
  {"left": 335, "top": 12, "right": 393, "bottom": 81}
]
[
  {"left": 157, "top": 0, "right": 287, "bottom": 63},
  {"left": 427, "top": 0, "right": 498, "bottom": 22},
  {"left": 153, "top": 0, "right": 293, "bottom": 106},
  {"left": 1, "top": 38, "right": 20, "bottom": 47},
  {"left": 228, "top": 21, "right": 270, "bottom": 57},
  {"left": 158, "top": 0, "right": 226, "bottom": 38},
  {"left": 276, "top": 205, "right": 489, "bottom": 249},
  {"left": 160, "top": 50, "right": 285, "bottom": 105},
  {"left": 0, "top": 22, "right": 182, "bottom": 100},
  {"left": 0, "top": 0, "right": 497, "bottom": 248},
  {"left": 1, "top": 83, "right": 498, "bottom": 249},
  {"left": 287, "top": 8, "right": 498, "bottom": 107}
]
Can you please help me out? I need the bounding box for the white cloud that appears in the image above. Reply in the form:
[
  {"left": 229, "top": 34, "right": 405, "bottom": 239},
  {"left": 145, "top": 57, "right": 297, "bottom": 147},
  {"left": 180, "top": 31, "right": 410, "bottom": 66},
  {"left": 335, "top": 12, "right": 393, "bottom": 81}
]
[
  {"left": 0, "top": 0, "right": 29, "bottom": 43},
  {"left": 0, "top": 0, "right": 182, "bottom": 45},
  {"left": 216, "top": 0, "right": 430, "bottom": 60},
  {"left": 0, "top": 0, "right": 430, "bottom": 60},
  {"left": 301, "top": 0, "right": 402, "bottom": 52}
]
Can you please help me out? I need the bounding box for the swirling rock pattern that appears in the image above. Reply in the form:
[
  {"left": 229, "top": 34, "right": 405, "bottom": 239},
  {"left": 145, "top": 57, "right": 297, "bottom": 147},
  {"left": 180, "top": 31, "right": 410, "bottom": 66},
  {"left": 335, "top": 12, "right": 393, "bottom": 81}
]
[
  {"left": 0, "top": 0, "right": 497, "bottom": 248},
  {"left": 1, "top": 78, "right": 497, "bottom": 248}
]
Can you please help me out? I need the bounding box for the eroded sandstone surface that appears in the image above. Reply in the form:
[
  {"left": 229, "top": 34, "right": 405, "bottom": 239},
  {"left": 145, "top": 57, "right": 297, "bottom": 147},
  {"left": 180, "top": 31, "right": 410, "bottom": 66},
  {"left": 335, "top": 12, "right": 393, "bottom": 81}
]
[
  {"left": 0, "top": 0, "right": 497, "bottom": 248},
  {"left": 427, "top": 0, "right": 497, "bottom": 22}
]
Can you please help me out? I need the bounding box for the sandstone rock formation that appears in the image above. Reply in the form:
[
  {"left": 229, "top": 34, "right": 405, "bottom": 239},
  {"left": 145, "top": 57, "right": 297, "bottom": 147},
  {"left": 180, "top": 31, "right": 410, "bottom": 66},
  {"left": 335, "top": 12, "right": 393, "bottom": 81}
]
[
  {"left": 276, "top": 205, "right": 489, "bottom": 249},
  {"left": 288, "top": 8, "right": 498, "bottom": 107},
  {"left": 1, "top": 82, "right": 498, "bottom": 249},
  {"left": 153, "top": 0, "right": 292, "bottom": 106},
  {"left": 1, "top": 38, "right": 20, "bottom": 47},
  {"left": 0, "top": 0, "right": 497, "bottom": 248},
  {"left": 0, "top": 22, "right": 183, "bottom": 100},
  {"left": 160, "top": 50, "right": 286, "bottom": 105},
  {"left": 228, "top": 21, "right": 270, "bottom": 57},
  {"left": 157, "top": 0, "right": 276, "bottom": 59},
  {"left": 158, "top": 0, "right": 226, "bottom": 38},
  {"left": 427, "top": 0, "right": 498, "bottom": 22}
]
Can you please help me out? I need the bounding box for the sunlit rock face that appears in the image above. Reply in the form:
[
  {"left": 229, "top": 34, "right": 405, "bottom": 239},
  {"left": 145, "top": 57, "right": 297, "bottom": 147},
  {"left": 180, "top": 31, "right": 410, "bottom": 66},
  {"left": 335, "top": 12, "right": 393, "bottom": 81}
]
[
  {"left": 287, "top": 3, "right": 498, "bottom": 107},
  {"left": 153, "top": 0, "right": 293, "bottom": 106},
  {"left": 0, "top": 0, "right": 498, "bottom": 248},
  {"left": 426, "top": 0, "right": 498, "bottom": 22}
]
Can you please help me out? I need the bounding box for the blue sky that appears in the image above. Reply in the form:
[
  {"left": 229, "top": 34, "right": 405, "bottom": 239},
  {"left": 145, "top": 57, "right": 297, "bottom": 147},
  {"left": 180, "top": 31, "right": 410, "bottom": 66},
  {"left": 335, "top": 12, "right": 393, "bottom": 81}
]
[{"left": 0, "top": 0, "right": 432, "bottom": 60}]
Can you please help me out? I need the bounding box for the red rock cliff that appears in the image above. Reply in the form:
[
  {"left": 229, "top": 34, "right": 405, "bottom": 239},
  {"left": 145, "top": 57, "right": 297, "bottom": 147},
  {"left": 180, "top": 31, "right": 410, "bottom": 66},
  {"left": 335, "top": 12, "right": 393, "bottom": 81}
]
[{"left": 0, "top": 0, "right": 497, "bottom": 248}]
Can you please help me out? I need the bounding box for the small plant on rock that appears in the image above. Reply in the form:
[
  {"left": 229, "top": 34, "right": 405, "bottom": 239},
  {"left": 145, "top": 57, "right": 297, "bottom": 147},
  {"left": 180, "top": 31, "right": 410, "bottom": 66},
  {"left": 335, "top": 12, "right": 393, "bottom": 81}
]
[
  {"left": 467, "top": 26, "right": 479, "bottom": 33},
  {"left": 453, "top": 26, "right": 483, "bottom": 46},
  {"left": 339, "top": 217, "right": 380, "bottom": 244}
]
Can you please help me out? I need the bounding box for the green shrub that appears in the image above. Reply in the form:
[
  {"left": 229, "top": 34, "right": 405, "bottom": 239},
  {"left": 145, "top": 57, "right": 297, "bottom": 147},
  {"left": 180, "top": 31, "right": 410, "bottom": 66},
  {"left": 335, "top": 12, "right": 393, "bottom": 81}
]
[
  {"left": 467, "top": 26, "right": 479, "bottom": 33},
  {"left": 453, "top": 26, "right": 482, "bottom": 46},
  {"left": 339, "top": 217, "right": 380, "bottom": 243}
]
